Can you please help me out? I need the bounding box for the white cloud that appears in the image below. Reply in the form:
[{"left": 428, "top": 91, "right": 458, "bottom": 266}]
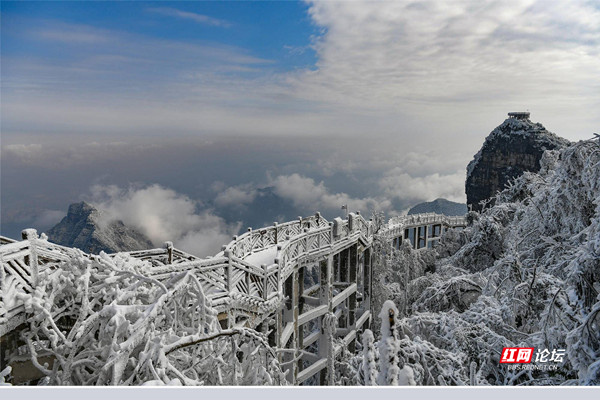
[
  {"left": 147, "top": 7, "right": 231, "bottom": 27},
  {"left": 295, "top": 0, "right": 600, "bottom": 139},
  {"left": 37, "top": 24, "right": 111, "bottom": 44},
  {"left": 3, "top": 144, "right": 43, "bottom": 162},
  {"left": 302, "top": 0, "right": 600, "bottom": 104},
  {"left": 379, "top": 168, "right": 467, "bottom": 206},
  {"left": 5, "top": 1, "right": 599, "bottom": 142},
  {"left": 214, "top": 184, "right": 257, "bottom": 208},
  {"left": 270, "top": 173, "right": 391, "bottom": 215},
  {"left": 88, "top": 184, "right": 239, "bottom": 256}
]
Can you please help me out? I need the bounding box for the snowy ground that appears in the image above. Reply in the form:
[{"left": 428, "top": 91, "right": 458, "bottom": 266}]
[{"left": 244, "top": 245, "right": 279, "bottom": 266}]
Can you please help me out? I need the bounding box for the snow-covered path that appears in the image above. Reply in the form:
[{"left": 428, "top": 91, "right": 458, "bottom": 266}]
[{"left": 244, "top": 244, "right": 279, "bottom": 266}]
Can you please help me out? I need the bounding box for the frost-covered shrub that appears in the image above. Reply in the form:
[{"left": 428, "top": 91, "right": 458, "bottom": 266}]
[
  {"left": 15, "top": 251, "right": 284, "bottom": 385},
  {"left": 372, "top": 238, "right": 430, "bottom": 316},
  {"left": 413, "top": 276, "right": 482, "bottom": 313},
  {"left": 378, "top": 138, "right": 600, "bottom": 385}
]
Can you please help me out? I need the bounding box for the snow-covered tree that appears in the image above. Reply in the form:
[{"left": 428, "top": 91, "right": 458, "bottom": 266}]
[
  {"left": 359, "top": 329, "right": 377, "bottom": 385},
  {"left": 14, "top": 251, "right": 284, "bottom": 385},
  {"left": 377, "top": 300, "right": 400, "bottom": 385},
  {"left": 376, "top": 138, "right": 600, "bottom": 386},
  {"left": 0, "top": 366, "right": 11, "bottom": 386}
]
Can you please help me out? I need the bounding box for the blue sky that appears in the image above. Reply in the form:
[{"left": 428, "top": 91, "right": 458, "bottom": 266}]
[
  {"left": 2, "top": 0, "right": 600, "bottom": 255},
  {"left": 2, "top": 1, "right": 318, "bottom": 72}
]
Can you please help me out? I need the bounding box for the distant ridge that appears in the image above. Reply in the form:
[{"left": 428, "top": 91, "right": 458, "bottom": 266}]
[
  {"left": 47, "top": 201, "right": 154, "bottom": 254},
  {"left": 407, "top": 198, "right": 467, "bottom": 216}
]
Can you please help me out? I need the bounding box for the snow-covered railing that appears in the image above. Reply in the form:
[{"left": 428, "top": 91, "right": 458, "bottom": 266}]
[
  {"left": 1, "top": 210, "right": 472, "bottom": 385},
  {"left": 383, "top": 212, "right": 467, "bottom": 239},
  {"left": 1, "top": 211, "right": 465, "bottom": 341},
  {"left": 0, "top": 231, "right": 81, "bottom": 335},
  {"left": 127, "top": 246, "right": 200, "bottom": 266},
  {"left": 276, "top": 225, "right": 333, "bottom": 282},
  {"left": 1, "top": 212, "right": 371, "bottom": 321},
  {"left": 275, "top": 213, "right": 372, "bottom": 284},
  {"left": 0, "top": 231, "right": 77, "bottom": 289},
  {"left": 0, "top": 237, "right": 17, "bottom": 245},
  {"left": 352, "top": 212, "right": 371, "bottom": 239},
  {"left": 223, "top": 213, "right": 329, "bottom": 260}
]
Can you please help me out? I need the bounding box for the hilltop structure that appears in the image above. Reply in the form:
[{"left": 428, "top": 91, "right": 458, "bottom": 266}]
[{"left": 507, "top": 111, "right": 530, "bottom": 120}]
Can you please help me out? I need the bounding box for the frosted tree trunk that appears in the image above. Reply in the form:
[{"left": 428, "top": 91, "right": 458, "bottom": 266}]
[
  {"left": 470, "top": 361, "right": 477, "bottom": 386},
  {"left": 323, "top": 312, "right": 337, "bottom": 386},
  {"left": 377, "top": 300, "right": 400, "bottom": 385},
  {"left": 361, "top": 329, "right": 377, "bottom": 385}
]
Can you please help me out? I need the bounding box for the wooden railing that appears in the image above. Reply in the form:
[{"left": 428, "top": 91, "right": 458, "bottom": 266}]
[
  {"left": 385, "top": 212, "right": 467, "bottom": 239},
  {"left": 223, "top": 213, "right": 329, "bottom": 260},
  {"left": 1, "top": 211, "right": 465, "bottom": 336}
]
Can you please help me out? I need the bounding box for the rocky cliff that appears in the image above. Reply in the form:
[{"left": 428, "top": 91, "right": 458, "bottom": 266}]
[
  {"left": 466, "top": 114, "right": 569, "bottom": 212},
  {"left": 47, "top": 202, "right": 154, "bottom": 254}
]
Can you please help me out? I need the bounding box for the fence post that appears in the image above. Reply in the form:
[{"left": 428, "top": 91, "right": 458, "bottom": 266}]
[
  {"left": 247, "top": 228, "right": 253, "bottom": 253},
  {"left": 292, "top": 267, "right": 300, "bottom": 384},
  {"left": 262, "top": 264, "right": 269, "bottom": 301},
  {"left": 164, "top": 241, "right": 173, "bottom": 264},
  {"left": 225, "top": 250, "right": 233, "bottom": 292},
  {"left": 276, "top": 245, "right": 282, "bottom": 290},
  {"left": 21, "top": 229, "right": 39, "bottom": 288},
  {"left": 274, "top": 255, "right": 283, "bottom": 360},
  {"left": 223, "top": 249, "right": 233, "bottom": 329}
]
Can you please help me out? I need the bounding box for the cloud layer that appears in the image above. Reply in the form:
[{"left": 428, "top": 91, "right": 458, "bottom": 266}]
[
  {"left": 269, "top": 173, "right": 391, "bottom": 215},
  {"left": 3, "top": 1, "right": 599, "bottom": 241},
  {"left": 89, "top": 184, "right": 239, "bottom": 257},
  {"left": 3, "top": 1, "right": 598, "bottom": 141},
  {"left": 302, "top": 0, "right": 600, "bottom": 115}
]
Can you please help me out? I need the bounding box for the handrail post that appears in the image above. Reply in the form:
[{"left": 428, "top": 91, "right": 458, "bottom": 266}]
[
  {"left": 329, "top": 221, "right": 334, "bottom": 244},
  {"left": 247, "top": 228, "right": 253, "bottom": 253},
  {"left": 303, "top": 228, "right": 308, "bottom": 254},
  {"left": 274, "top": 255, "right": 283, "bottom": 359},
  {"left": 224, "top": 249, "right": 233, "bottom": 293},
  {"left": 21, "top": 229, "right": 39, "bottom": 288},
  {"left": 231, "top": 235, "right": 238, "bottom": 258},
  {"left": 275, "top": 246, "right": 283, "bottom": 296},
  {"left": 224, "top": 249, "right": 233, "bottom": 329},
  {"left": 262, "top": 264, "right": 269, "bottom": 300},
  {"left": 164, "top": 241, "right": 173, "bottom": 264}
]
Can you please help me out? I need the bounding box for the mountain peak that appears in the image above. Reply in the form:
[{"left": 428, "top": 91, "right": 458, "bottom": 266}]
[
  {"left": 67, "top": 201, "right": 95, "bottom": 216},
  {"left": 407, "top": 198, "right": 467, "bottom": 216},
  {"left": 47, "top": 202, "right": 154, "bottom": 254},
  {"left": 466, "top": 114, "right": 570, "bottom": 212}
]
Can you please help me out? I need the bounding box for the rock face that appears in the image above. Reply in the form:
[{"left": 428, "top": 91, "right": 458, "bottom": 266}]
[
  {"left": 408, "top": 198, "right": 467, "bottom": 216},
  {"left": 466, "top": 114, "right": 569, "bottom": 212},
  {"left": 47, "top": 202, "right": 154, "bottom": 254}
]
